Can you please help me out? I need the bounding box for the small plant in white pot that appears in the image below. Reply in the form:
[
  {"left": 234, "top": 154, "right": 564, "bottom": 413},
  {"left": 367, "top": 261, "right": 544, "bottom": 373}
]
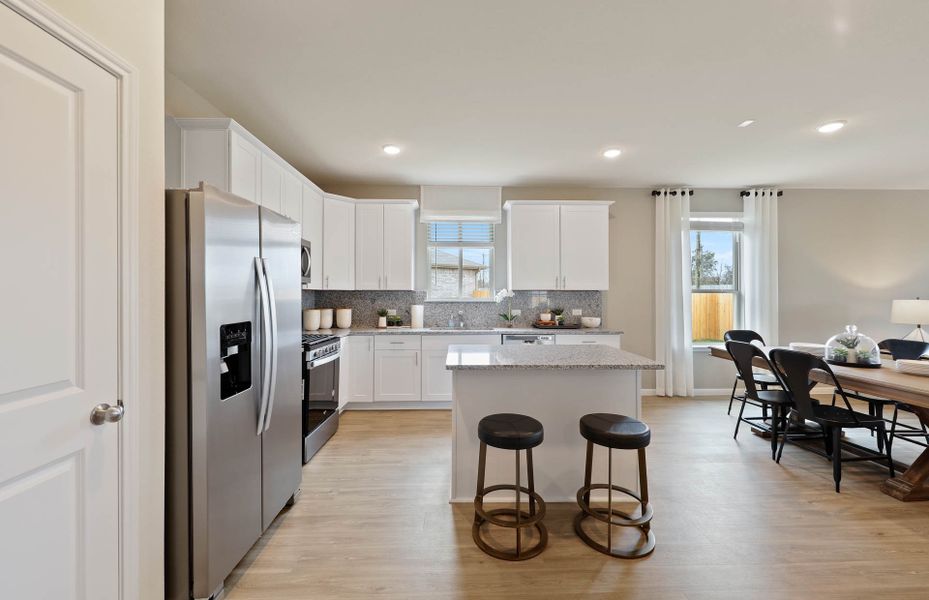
[{"left": 376, "top": 308, "right": 388, "bottom": 328}]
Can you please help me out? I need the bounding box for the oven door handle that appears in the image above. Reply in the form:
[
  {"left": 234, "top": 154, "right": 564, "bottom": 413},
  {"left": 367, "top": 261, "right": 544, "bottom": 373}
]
[{"left": 308, "top": 352, "right": 340, "bottom": 369}]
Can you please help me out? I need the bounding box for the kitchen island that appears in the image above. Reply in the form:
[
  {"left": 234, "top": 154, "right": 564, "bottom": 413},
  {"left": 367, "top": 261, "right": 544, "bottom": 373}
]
[{"left": 446, "top": 344, "right": 663, "bottom": 502}]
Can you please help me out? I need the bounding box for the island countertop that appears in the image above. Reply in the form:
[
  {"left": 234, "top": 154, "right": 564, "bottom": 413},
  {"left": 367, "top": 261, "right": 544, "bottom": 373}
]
[{"left": 445, "top": 343, "right": 664, "bottom": 371}]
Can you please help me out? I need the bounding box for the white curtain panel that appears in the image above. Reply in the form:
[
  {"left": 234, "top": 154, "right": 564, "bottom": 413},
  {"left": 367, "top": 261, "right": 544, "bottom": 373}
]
[
  {"left": 654, "top": 188, "right": 694, "bottom": 397},
  {"left": 743, "top": 188, "right": 779, "bottom": 345}
]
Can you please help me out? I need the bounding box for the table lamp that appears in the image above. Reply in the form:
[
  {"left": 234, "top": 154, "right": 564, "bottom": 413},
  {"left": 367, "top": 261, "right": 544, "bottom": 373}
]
[{"left": 891, "top": 298, "right": 929, "bottom": 342}]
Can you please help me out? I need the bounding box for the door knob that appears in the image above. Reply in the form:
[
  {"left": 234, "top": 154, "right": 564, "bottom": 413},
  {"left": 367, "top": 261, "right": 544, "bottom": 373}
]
[{"left": 90, "top": 403, "right": 124, "bottom": 426}]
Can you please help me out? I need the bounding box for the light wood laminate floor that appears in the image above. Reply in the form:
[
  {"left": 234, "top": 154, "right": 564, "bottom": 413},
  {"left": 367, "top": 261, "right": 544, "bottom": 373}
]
[{"left": 224, "top": 397, "right": 929, "bottom": 600}]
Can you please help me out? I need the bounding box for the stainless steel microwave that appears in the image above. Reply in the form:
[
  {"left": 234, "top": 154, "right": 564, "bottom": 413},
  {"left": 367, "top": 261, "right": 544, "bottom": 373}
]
[{"left": 301, "top": 240, "right": 312, "bottom": 284}]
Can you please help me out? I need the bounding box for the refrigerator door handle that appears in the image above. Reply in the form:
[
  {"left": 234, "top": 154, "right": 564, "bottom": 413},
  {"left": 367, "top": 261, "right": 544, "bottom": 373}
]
[
  {"left": 262, "top": 258, "right": 279, "bottom": 432},
  {"left": 255, "top": 257, "right": 273, "bottom": 436}
]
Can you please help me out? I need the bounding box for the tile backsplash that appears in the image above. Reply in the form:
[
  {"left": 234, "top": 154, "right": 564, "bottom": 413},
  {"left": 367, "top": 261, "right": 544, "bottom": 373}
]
[{"left": 304, "top": 290, "right": 601, "bottom": 329}]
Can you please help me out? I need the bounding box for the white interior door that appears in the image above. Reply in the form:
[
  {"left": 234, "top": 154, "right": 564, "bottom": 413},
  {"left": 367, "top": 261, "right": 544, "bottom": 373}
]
[{"left": 0, "top": 4, "right": 120, "bottom": 600}]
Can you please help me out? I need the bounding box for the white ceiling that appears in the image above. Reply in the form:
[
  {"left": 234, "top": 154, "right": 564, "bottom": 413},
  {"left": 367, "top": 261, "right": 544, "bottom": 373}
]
[{"left": 166, "top": 0, "right": 929, "bottom": 189}]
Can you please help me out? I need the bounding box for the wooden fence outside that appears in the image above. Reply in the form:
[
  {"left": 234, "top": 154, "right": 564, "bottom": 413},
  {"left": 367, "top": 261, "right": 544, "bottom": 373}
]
[{"left": 692, "top": 292, "right": 734, "bottom": 342}]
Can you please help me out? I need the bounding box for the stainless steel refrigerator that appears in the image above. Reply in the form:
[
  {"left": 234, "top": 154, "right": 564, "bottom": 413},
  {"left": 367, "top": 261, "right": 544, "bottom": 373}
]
[{"left": 165, "top": 184, "right": 302, "bottom": 600}]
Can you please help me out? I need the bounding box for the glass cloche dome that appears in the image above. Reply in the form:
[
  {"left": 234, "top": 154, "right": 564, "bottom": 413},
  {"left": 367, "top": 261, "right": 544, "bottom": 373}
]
[{"left": 825, "top": 325, "right": 880, "bottom": 367}]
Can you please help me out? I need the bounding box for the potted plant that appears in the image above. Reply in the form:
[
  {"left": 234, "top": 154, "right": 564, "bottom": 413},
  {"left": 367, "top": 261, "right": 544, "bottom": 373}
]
[
  {"left": 830, "top": 346, "right": 848, "bottom": 362},
  {"left": 387, "top": 315, "right": 403, "bottom": 327},
  {"left": 551, "top": 308, "right": 565, "bottom": 326},
  {"left": 376, "top": 308, "right": 388, "bottom": 328},
  {"left": 494, "top": 288, "right": 517, "bottom": 327}
]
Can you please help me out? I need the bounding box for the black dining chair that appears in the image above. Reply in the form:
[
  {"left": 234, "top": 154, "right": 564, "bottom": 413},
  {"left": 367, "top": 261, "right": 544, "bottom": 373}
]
[
  {"left": 770, "top": 349, "right": 894, "bottom": 493},
  {"left": 832, "top": 339, "right": 929, "bottom": 451},
  {"left": 723, "top": 330, "right": 782, "bottom": 416},
  {"left": 726, "top": 341, "right": 793, "bottom": 460}
]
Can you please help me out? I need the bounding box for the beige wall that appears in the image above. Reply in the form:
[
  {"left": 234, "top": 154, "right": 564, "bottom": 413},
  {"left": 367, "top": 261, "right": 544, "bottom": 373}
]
[
  {"left": 166, "top": 69, "right": 225, "bottom": 117},
  {"left": 41, "top": 0, "right": 165, "bottom": 597},
  {"left": 779, "top": 189, "right": 929, "bottom": 345}
]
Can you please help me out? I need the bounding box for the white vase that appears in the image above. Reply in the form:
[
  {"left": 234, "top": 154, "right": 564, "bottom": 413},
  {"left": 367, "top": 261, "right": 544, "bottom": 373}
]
[
  {"left": 336, "top": 308, "right": 352, "bottom": 329},
  {"left": 319, "top": 308, "right": 333, "bottom": 329},
  {"left": 303, "top": 309, "right": 320, "bottom": 331},
  {"left": 378, "top": 316, "right": 387, "bottom": 328},
  {"left": 846, "top": 348, "right": 858, "bottom": 364}
]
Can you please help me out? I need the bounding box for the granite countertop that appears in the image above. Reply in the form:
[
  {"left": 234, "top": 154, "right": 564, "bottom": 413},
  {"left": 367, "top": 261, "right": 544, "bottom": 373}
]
[
  {"left": 307, "top": 326, "right": 624, "bottom": 337},
  {"left": 445, "top": 344, "right": 664, "bottom": 371}
]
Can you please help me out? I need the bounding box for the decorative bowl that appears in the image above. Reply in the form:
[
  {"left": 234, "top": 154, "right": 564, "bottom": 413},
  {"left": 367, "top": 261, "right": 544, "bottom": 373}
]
[{"left": 580, "top": 317, "right": 601, "bottom": 328}]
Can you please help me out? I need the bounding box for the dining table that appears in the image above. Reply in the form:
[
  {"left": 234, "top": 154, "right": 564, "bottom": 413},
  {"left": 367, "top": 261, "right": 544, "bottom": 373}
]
[{"left": 710, "top": 344, "right": 929, "bottom": 502}]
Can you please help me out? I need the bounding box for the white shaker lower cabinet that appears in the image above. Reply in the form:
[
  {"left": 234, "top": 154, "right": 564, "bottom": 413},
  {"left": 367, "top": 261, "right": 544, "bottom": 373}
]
[
  {"left": 338, "top": 337, "right": 351, "bottom": 411},
  {"left": 374, "top": 336, "right": 422, "bottom": 402},
  {"left": 422, "top": 335, "right": 502, "bottom": 402},
  {"left": 554, "top": 334, "right": 622, "bottom": 349},
  {"left": 346, "top": 336, "right": 374, "bottom": 404}
]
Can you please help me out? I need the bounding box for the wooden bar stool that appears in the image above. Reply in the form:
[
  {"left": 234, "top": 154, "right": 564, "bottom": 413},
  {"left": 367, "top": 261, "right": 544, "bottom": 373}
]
[
  {"left": 472, "top": 413, "right": 548, "bottom": 561},
  {"left": 574, "top": 413, "right": 655, "bottom": 558}
]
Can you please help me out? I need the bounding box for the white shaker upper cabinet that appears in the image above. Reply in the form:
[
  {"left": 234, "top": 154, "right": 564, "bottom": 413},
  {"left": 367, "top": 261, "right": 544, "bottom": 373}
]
[
  {"left": 355, "top": 204, "right": 385, "bottom": 290},
  {"left": 354, "top": 200, "right": 417, "bottom": 290},
  {"left": 323, "top": 194, "right": 355, "bottom": 290},
  {"left": 505, "top": 201, "right": 613, "bottom": 291},
  {"left": 559, "top": 203, "right": 610, "bottom": 290},
  {"left": 228, "top": 129, "right": 261, "bottom": 203},
  {"left": 282, "top": 170, "right": 303, "bottom": 222},
  {"left": 507, "top": 204, "right": 560, "bottom": 290},
  {"left": 301, "top": 184, "right": 324, "bottom": 290},
  {"left": 382, "top": 203, "right": 416, "bottom": 290},
  {"left": 260, "top": 154, "right": 285, "bottom": 213}
]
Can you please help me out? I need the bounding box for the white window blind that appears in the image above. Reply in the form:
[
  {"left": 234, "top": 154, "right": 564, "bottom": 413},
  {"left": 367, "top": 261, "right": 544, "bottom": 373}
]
[{"left": 427, "top": 222, "right": 495, "bottom": 245}]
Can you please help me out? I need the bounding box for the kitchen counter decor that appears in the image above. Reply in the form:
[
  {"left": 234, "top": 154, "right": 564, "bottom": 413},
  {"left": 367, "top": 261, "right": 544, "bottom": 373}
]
[{"left": 825, "top": 325, "right": 882, "bottom": 368}]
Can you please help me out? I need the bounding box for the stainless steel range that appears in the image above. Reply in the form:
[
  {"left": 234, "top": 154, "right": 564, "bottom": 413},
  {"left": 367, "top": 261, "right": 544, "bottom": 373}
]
[{"left": 302, "top": 333, "right": 341, "bottom": 463}]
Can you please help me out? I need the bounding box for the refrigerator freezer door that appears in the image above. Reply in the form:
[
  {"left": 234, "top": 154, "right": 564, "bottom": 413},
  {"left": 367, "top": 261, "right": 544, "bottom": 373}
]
[
  {"left": 188, "top": 185, "right": 264, "bottom": 599},
  {"left": 259, "top": 208, "right": 303, "bottom": 530}
]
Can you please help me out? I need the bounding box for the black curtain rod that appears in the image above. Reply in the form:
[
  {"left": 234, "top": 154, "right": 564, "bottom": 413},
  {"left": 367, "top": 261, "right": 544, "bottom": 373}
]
[
  {"left": 740, "top": 190, "right": 784, "bottom": 197},
  {"left": 651, "top": 190, "right": 694, "bottom": 196}
]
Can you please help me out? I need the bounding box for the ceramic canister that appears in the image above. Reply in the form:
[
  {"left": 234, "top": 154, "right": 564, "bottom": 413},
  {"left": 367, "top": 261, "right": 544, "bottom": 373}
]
[
  {"left": 303, "top": 308, "right": 321, "bottom": 331},
  {"left": 319, "top": 308, "right": 334, "bottom": 329},
  {"left": 336, "top": 308, "right": 352, "bottom": 329},
  {"left": 410, "top": 305, "right": 424, "bottom": 329}
]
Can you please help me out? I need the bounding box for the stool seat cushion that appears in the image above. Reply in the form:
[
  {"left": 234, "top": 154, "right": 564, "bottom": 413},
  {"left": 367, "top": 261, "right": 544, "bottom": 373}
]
[
  {"left": 478, "top": 413, "right": 544, "bottom": 450},
  {"left": 579, "top": 413, "right": 650, "bottom": 449}
]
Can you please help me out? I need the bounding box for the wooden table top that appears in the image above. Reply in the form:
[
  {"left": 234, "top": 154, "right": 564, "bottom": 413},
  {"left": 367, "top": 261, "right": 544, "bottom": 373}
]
[{"left": 709, "top": 345, "right": 929, "bottom": 409}]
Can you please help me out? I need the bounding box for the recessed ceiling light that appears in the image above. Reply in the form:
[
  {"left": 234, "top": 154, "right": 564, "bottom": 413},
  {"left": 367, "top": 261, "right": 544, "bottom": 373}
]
[
  {"left": 817, "top": 120, "right": 846, "bottom": 134},
  {"left": 382, "top": 144, "right": 401, "bottom": 155},
  {"left": 737, "top": 119, "right": 755, "bottom": 128},
  {"left": 602, "top": 148, "right": 622, "bottom": 159}
]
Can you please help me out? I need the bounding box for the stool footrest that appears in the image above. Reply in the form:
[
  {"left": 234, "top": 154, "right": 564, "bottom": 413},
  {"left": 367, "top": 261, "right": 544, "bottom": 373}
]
[
  {"left": 474, "top": 484, "right": 546, "bottom": 528},
  {"left": 574, "top": 511, "right": 656, "bottom": 559},
  {"left": 576, "top": 483, "right": 653, "bottom": 527},
  {"left": 473, "top": 508, "right": 549, "bottom": 561}
]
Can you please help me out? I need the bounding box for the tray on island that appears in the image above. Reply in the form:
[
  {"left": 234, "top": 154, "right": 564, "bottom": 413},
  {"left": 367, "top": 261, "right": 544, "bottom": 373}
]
[
  {"left": 532, "top": 322, "right": 581, "bottom": 329},
  {"left": 825, "top": 359, "right": 883, "bottom": 369}
]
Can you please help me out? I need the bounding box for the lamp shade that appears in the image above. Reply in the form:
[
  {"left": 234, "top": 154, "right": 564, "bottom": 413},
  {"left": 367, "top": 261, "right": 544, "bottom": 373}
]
[{"left": 891, "top": 299, "right": 929, "bottom": 325}]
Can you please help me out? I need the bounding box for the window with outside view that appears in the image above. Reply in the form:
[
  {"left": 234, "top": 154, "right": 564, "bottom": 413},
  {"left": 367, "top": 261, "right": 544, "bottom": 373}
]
[
  {"left": 691, "top": 223, "right": 741, "bottom": 344},
  {"left": 427, "top": 222, "right": 494, "bottom": 300}
]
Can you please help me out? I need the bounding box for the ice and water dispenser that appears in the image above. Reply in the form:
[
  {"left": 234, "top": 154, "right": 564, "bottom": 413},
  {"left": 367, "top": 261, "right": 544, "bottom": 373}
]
[{"left": 220, "top": 322, "right": 252, "bottom": 400}]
